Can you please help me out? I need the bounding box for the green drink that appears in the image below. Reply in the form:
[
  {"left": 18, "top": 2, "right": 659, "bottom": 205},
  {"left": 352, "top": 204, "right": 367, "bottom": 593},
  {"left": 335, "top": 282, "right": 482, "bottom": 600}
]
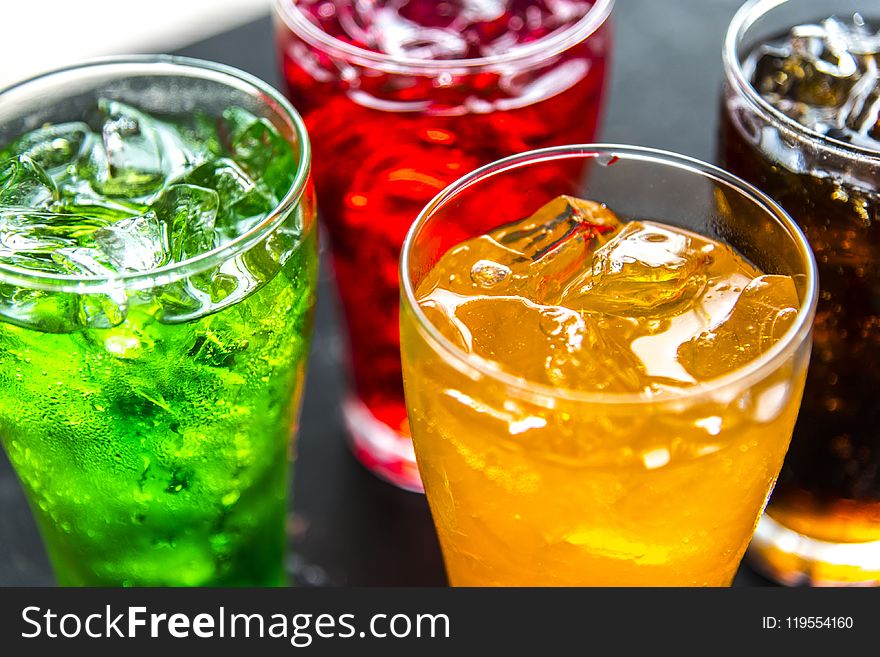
[{"left": 0, "top": 58, "right": 317, "bottom": 586}]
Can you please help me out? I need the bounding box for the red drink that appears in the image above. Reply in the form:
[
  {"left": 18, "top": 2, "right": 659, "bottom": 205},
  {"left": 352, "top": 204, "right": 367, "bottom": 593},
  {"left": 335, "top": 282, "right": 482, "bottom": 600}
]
[{"left": 274, "top": 0, "right": 614, "bottom": 490}]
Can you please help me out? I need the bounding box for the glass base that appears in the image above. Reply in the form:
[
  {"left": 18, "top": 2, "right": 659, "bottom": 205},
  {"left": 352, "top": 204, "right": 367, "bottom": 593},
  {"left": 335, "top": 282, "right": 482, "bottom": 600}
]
[
  {"left": 748, "top": 514, "right": 880, "bottom": 586},
  {"left": 343, "top": 397, "right": 424, "bottom": 493}
]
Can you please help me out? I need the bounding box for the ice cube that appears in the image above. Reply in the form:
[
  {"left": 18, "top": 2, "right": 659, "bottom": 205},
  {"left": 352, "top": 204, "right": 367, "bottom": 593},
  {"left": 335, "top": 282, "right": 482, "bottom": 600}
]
[
  {"left": 0, "top": 244, "right": 129, "bottom": 330},
  {"left": 0, "top": 280, "right": 80, "bottom": 333},
  {"left": 371, "top": 4, "right": 470, "bottom": 60},
  {"left": 189, "top": 112, "right": 223, "bottom": 158},
  {"left": 51, "top": 246, "right": 116, "bottom": 276},
  {"left": 152, "top": 118, "right": 209, "bottom": 182},
  {"left": 184, "top": 158, "right": 276, "bottom": 232},
  {"left": 0, "top": 251, "right": 68, "bottom": 274},
  {"left": 0, "top": 156, "right": 58, "bottom": 208},
  {"left": 155, "top": 256, "right": 263, "bottom": 325},
  {"left": 540, "top": 309, "right": 647, "bottom": 392},
  {"left": 0, "top": 208, "right": 108, "bottom": 254},
  {"left": 753, "top": 47, "right": 854, "bottom": 115},
  {"left": 90, "top": 99, "right": 167, "bottom": 197},
  {"left": 154, "top": 277, "right": 212, "bottom": 324},
  {"left": 677, "top": 275, "right": 800, "bottom": 380},
  {"left": 152, "top": 184, "right": 218, "bottom": 262},
  {"left": 417, "top": 290, "right": 573, "bottom": 381},
  {"left": 52, "top": 193, "right": 147, "bottom": 222},
  {"left": 222, "top": 106, "right": 295, "bottom": 194},
  {"left": 489, "top": 195, "right": 621, "bottom": 264},
  {"left": 819, "top": 15, "right": 880, "bottom": 57},
  {"left": 78, "top": 290, "right": 128, "bottom": 329},
  {"left": 416, "top": 235, "right": 524, "bottom": 299},
  {"left": 52, "top": 245, "right": 128, "bottom": 329},
  {"left": 562, "top": 221, "right": 710, "bottom": 315},
  {"left": 1, "top": 122, "right": 92, "bottom": 172},
  {"left": 89, "top": 210, "right": 170, "bottom": 273},
  {"left": 418, "top": 195, "right": 622, "bottom": 303},
  {"left": 418, "top": 288, "right": 645, "bottom": 392},
  {"left": 840, "top": 63, "right": 880, "bottom": 141},
  {"left": 747, "top": 18, "right": 867, "bottom": 135},
  {"left": 187, "top": 324, "right": 251, "bottom": 369},
  {"left": 749, "top": 15, "right": 880, "bottom": 145},
  {"left": 792, "top": 20, "right": 859, "bottom": 78}
]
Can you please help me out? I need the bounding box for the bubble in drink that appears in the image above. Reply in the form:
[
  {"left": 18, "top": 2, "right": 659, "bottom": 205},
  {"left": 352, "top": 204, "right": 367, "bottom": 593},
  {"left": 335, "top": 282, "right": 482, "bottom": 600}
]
[{"left": 470, "top": 260, "right": 512, "bottom": 288}]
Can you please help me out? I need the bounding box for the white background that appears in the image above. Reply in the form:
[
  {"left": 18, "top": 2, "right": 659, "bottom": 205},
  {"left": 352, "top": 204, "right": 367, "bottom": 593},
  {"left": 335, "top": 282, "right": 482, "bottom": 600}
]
[{"left": 0, "top": 0, "right": 272, "bottom": 88}]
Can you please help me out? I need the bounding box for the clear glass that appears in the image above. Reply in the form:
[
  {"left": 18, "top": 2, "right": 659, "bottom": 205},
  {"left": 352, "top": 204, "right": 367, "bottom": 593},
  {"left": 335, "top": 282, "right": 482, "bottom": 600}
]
[
  {"left": 400, "top": 145, "right": 817, "bottom": 586},
  {"left": 273, "top": 0, "right": 615, "bottom": 491},
  {"left": 0, "top": 57, "right": 318, "bottom": 586},
  {"left": 720, "top": 0, "right": 880, "bottom": 586}
]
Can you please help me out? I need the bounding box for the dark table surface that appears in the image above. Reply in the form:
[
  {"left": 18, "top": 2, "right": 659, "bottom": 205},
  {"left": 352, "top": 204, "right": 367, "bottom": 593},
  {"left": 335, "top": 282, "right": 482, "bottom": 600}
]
[{"left": 0, "top": 0, "right": 773, "bottom": 586}]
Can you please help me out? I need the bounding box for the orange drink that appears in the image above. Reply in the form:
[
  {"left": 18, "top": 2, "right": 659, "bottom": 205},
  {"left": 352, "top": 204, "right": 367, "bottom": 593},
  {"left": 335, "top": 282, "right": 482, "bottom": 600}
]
[{"left": 400, "top": 146, "right": 818, "bottom": 586}]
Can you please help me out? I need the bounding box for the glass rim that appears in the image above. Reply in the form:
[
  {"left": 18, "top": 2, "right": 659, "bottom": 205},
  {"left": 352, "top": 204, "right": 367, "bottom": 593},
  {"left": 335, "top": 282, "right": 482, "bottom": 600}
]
[
  {"left": 400, "top": 144, "right": 819, "bottom": 407},
  {"left": 273, "top": 0, "right": 615, "bottom": 73},
  {"left": 0, "top": 54, "right": 312, "bottom": 293},
  {"left": 722, "top": 0, "right": 880, "bottom": 161}
]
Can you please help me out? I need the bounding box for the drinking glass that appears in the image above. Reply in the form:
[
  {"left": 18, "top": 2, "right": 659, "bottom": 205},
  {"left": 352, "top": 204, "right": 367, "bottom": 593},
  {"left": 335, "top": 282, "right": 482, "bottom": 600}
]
[
  {"left": 400, "top": 145, "right": 817, "bottom": 585},
  {"left": 720, "top": 0, "right": 880, "bottom": 585},
  {"left": 274, "top": 0, "right": 614, "bottom": 490},
  {"left": 0, "top": 57, "right": 318, "bottom": 586}
]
